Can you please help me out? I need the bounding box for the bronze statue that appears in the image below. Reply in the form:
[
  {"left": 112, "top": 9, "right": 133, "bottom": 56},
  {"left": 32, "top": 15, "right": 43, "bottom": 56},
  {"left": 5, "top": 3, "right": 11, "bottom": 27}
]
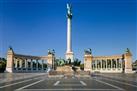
[
  {"left": 84, "top": 48, "right": 92, "bottom": 55},
  {"left": 48, "top": 49, "right": 55, "bottom": 55},
  {"left": 125, "top": 48, "right": 130, "bottom": 53},
  {"left": 67, "top": 3, "right": 72, "bottom": 19}
]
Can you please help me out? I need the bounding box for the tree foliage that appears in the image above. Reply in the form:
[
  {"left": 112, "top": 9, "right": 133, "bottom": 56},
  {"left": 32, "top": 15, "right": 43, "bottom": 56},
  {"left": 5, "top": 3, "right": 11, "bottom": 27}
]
[{"left": 0, "top": 58, "right": 6, "bottom": 72}]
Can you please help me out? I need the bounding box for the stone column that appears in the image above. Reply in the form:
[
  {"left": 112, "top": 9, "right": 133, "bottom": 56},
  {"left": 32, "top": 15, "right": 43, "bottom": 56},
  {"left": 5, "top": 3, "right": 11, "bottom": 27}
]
[
  {"left": 36, "top": 60, "right": 38, "bottom": 70},
  {"left": 25, "top": 59, "right": 27, "bottom": 69},
  {"left": 100, "top": 60, "right": 102, "bottom": 70},
  {"left": 67, "top": 14, "right": 72, "bottom": 53},
  {"left": 15, "top": 58, "right": 17, "bottom": 68},
  {"left": 118, "top": 59, "right": 120, "bottom": 68},
  {"left": 66, "top": 3, "right": 74, "bottom": 62},
  {"left": 116, "top": 59, "right": 118, "bottom": 69},
  {"left": 106, "top": 60, "right": 107, "bottom": 69},
  {"left": 42, "top": 60, "right": 44, "bottom": 70},
  {"left": 93, "top": 60, "right": 95, "bottom": 69},
  {"left": 13, "top": 58, "right": 15, "bottom": 68},
  {"left": 111, "top": 59, "right": 113, "bottom": 69},
  {"left": 31, "top": 59, "right": 33, "bottom": 70},
  {"left": 119, "top": 59, "right": 121, "bottom": 68},
  {"left": 92, "top": 60, "right": 94, "bottom": 70},
  {"left": 95, "top": 60, "right": 97, "bottom": 70},
  {"left": 97, "top": 60, "right": 99, "bottom": 69},
  {"left": 120, "top": 59, "right": 122, "bottom": 68},
  {"left": 19, "top": 59, "right": 22, "bottom": 68}
]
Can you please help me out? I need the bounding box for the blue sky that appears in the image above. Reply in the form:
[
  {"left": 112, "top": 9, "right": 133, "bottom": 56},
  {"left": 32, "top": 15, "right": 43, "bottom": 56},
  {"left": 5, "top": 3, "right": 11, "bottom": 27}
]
[{"left": 0, "top": 0, "right": 136, "bottom": 62}]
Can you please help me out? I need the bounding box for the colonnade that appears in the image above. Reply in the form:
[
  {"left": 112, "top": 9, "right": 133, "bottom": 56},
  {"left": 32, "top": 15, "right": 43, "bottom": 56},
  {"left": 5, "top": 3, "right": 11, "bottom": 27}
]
[
  {"left": 91, "top": 58, "right": 123, "bottom": 72},
  {"left": 84, "top": 48, "right": 133, "bottom": 73},
  {"left": 6, "top": 47, "right": 55, "bottom": 73},
  {"left": 84, "top": 54, "right": 124, "bottom": 73},
  {"left": 13, "top": 58, "right": 47, "bottom": 71}
]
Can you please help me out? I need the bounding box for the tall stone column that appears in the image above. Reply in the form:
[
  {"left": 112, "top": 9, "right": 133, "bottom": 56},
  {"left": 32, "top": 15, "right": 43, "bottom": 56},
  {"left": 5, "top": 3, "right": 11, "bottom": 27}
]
[
  {"left": 66, "top": 3, "right": 74, "bottom": 62},
  {"left": 6, "top": 47, "right": 14, "bottom": 72}
]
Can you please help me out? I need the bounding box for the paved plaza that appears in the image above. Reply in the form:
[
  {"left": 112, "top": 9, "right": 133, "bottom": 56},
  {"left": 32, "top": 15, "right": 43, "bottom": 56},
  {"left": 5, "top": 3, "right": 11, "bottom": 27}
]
[
  {"left": 0, "top": 73, "right": 47, "bottom": 83},
  {"left": 0, "top": 73, "right": 137, "bottom": 91}
]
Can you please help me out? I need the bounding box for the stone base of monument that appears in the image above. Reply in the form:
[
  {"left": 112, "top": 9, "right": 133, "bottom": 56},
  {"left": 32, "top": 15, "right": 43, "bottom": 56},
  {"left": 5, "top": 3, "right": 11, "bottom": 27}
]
[
  {"left": 48, "top": 66, "right": 91, "bottom": 78},
  {"left": 56, "top": 66, "right": 73, "bottom": 72},
  {"left": 49, "top": 66, "right": 73, "bottom": 76}
]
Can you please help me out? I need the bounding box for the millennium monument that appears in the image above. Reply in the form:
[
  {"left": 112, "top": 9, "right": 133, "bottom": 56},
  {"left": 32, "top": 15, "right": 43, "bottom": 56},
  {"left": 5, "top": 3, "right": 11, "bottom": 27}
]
[
  {"left": 5, "top": 3, "right": 134, "bottom": 73},
  {"left": 65, "top": 4, "right": 74, "bottom": 62}
]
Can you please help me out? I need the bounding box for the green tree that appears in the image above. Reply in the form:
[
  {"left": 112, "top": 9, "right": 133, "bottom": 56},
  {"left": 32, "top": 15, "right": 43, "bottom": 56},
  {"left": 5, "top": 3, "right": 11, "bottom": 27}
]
[{"left": 0, "top": 58, "right": 6, "bottom": 72}]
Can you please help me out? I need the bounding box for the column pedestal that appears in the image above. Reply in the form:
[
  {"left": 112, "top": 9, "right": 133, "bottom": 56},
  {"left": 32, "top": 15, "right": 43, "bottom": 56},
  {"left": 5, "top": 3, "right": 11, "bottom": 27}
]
[{"left": 66, "top": 52, "right": 74, "bottom": 62}]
